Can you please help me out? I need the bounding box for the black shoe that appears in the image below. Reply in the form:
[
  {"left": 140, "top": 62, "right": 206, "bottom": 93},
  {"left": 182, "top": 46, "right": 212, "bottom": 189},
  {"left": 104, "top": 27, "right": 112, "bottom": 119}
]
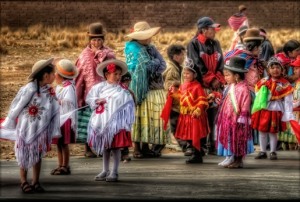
[
  {"left": 185, "top": 156, "right": 203, "bottom": 164},
  {"left": 254, "top": 152, "right": 267, "bottom": 159},
  {"left": 270, "top": 152, "right": 278, "bottom": 160}
]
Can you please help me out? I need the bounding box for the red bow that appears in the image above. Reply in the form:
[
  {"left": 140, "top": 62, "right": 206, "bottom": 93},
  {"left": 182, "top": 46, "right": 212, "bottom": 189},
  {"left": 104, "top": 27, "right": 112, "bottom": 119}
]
[{"left": 107, "top": 63, "right": 116, "bottom": 73}]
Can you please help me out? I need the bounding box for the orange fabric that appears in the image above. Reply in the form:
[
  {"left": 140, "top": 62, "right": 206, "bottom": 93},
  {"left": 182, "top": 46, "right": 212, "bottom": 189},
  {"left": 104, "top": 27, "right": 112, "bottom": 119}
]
[{"left": 290, "top": 120, "right": 300, "bottom": 144}]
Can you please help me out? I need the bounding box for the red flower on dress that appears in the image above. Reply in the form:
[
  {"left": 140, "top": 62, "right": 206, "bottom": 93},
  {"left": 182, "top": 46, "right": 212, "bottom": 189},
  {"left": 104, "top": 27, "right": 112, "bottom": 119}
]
[
  {"left": 107, "top": 63, "right": 116, "bottom": 73},
  {"left": 28, "top": 105, "right": 39, "bottom": 117}
]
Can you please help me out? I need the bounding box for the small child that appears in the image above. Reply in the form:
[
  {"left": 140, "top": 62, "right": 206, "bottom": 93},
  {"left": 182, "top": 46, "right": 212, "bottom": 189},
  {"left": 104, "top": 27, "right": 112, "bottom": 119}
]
[
  {"left": 86, "top": 59, "right": 135, "bottom": 182},
  {"left": 1, "top": 58, "right": 61, "bottom": 193},
  {"left": 216, "top": 56, "right": 253, "bottom": 168},
  {"left": 51, "top": 59, "right": 78, "bottom": 175},
  {"left": 252, "top": 57, "right": 294, "bottom": 160},
  {"left": 168, "top": 58, "right": 210, "bottom": 164},
  {"left": 120, "top": 72, "right": 136, "bottom": 162}
]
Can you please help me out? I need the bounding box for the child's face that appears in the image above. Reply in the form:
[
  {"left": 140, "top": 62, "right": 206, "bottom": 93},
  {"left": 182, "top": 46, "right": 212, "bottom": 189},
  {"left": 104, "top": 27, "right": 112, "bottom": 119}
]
[
  {"left": 183, "top": 68, "right": 195, "bottom": 82},
  {"left": 288, "top": 47, "right": 300, "bottom": 59},
  {"left": 122, "top": 80, "right": 131, "bottom": 87},
  {"left": 44, "top": 71, "right": 56, "bottom": 85},
  {"left": 105, "top": 69, "right": 122, "bottom": 84},
  {"left": 173, "top": 51, "right": 185, "bottom": 65},
  {"left": 268, "top": 64, "right": 283, "bottom": 79},
  {"left": 294, "top": 67, "right": 300, "bottom": 78},
  {"left": 223, "top": 69, "right": 236, "bottom": 84}
]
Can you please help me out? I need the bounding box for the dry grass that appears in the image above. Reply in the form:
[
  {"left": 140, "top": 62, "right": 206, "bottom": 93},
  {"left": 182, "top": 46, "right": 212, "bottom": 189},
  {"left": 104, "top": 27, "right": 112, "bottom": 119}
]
[{"left": 1, "top": 24, "right": 300, "bottom": 58}]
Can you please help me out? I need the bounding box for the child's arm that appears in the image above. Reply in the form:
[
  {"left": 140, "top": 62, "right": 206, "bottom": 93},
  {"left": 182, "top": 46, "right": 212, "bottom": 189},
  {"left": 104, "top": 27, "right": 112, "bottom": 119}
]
[
  {"left": 85, "top": 84, "right": 105, "bottom": 110},
  {"left": 1, "top": 83, "right": 36, "bottom": 129}
]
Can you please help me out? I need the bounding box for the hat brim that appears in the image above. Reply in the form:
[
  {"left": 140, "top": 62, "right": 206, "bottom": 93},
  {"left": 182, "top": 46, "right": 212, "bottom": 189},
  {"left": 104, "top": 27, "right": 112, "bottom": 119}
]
[
  {"left": 244, "top": 36, "right": 264, "bottom": 42},
  {"left": 97, "top": 59, "right": 128, "bottom": 78},
  {"left": 27, "top": 58, "right": 54, "bottom": 81},
  {"left": 210, "top": 23, "right": 221, "bottom": 28},
  {"left": 224, "top": 65, "right": 248, "bottom": 73},
  {"left": 126, "top": 27, "right": 161, "bottom": 40}
]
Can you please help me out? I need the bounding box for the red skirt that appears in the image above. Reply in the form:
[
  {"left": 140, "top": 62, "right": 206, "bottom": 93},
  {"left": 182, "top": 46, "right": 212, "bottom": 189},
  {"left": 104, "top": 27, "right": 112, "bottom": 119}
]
[
  {"left": 52, "top": 119, "right": 76, "bottom": 145},
  {"left": 110, "top": 130, "right": 132, "bottom": 149},
  {"left": 175, "top": 114, "right": 210, "bottom": 151},
  {"left": 251, "top": 110, "right": 286, "bottom": 133}
]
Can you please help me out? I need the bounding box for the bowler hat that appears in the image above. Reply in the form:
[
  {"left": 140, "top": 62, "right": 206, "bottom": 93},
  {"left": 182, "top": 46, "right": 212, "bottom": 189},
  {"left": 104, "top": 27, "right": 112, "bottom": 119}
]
[
  {"left": 224, "top": 56, "right": 248, "bottom": 73},
  {"left": 87, "top": 22, "right": 105, "bottom": 37},
  {"left": 243, "top": 28, "right": 264, "bottom": 42}
]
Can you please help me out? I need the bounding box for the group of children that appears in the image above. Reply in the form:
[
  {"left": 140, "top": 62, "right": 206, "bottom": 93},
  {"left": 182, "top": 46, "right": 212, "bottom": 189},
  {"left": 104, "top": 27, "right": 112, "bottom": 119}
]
[{"left": 1, "top": 57, "right": 135, "bottom": 193}]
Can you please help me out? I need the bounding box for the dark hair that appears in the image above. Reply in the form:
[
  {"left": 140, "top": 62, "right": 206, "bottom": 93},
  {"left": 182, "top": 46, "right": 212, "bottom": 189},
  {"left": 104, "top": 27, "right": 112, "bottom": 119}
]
[
  {"left": 245, "top": 40, "right": 262, "bottom": 52},
  {"left": 33, "top": 64, "right": 55, "bottom": 95},
  {"left": 283, "top": 39, "right": 300, "bottom": 55},
  {"left": 167, "top": 44, "right": 185, "bottom": 60},
  {"left": 121, "top": 72, "right": 132, "bottom": 82}
]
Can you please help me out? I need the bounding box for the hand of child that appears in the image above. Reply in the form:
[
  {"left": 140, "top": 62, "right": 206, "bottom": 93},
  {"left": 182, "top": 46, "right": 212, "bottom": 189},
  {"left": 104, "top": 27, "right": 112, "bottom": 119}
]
[
  {"left": 96, "top": 98, "right": 107, "bottom": 105},
  {"left": 192, "top": 108, "right": 201, "bottom": 118}
]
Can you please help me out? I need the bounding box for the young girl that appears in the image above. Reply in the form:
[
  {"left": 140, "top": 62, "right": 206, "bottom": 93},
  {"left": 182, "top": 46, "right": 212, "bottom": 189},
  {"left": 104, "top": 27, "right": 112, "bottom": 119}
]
[
  {"left": 51, "top": 59, "right": 78, "bottom": 175},
  {"left": 169, "top": 58, "right": 210, "bottom": 164},
  {"left": 252, "top": 57, "right": 294, "bottom": 160},
  {"left": 216, "top": 56, "right": 253, "bottom": 168},
  {"left": 86, "top": 59, "right": 135, "bottom": 182},
  {"left": 1, "top": 58, "right": 60, "bottom": 193}
]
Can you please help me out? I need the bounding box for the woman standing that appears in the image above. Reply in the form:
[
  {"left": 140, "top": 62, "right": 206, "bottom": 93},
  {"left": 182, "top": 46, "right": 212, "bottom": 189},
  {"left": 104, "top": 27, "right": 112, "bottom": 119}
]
[
  {"left": 75, "top": 22, "right": 115, "bottom": 157},
  {"left": 124, "top": 21, "right": 168, "bottom": 158}
]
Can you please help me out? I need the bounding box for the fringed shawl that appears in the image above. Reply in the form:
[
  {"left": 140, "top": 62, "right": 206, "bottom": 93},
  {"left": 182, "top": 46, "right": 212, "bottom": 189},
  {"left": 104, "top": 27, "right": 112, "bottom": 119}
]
[
  {"left": 1, "top": 81, "right": 60, "bottom": 169},
  {"left": 55, "top": 80, "right": 78, "bottom": 138},
  {"left": 86, "top": 81, "right": 135, "bottom": 154},
  {"left": 216, "top": 81, "right": 252, "bottom": 157},
  {"left": 124, "top": 41, "right": 150, "bottom": 104}
]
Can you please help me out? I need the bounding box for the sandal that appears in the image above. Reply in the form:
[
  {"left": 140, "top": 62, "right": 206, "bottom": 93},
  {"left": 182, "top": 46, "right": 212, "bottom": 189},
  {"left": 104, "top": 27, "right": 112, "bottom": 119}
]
[
  {"left": 32, "top": 182, "right": 45, "bottom": 193},
  {"left": 121, "top": 155, "right": 132, "bottom": 162},
  {"left": 20, "top": 181, "right": 34, "bottom": 194},
  {"left": 52, "top": 166, "right": 71, "bottom": 175},
  {"left": 50, "top": 166, "right": 62, "bottom": 175}
]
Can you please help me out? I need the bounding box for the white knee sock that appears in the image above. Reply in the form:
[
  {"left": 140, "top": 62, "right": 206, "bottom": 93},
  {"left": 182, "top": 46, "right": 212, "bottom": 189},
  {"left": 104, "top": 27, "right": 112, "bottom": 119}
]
[
  {"left": 269, "top": 133, "right": 278, "bottom": 153},
  {"left": 111, "top": 149, "right": 121, "bottom": 174},
  {"left": 102, "top": 149, "right": 111, "bottom": 172},
  {"left": 259, "top": 132, "right": 268, "bottom": 153}
]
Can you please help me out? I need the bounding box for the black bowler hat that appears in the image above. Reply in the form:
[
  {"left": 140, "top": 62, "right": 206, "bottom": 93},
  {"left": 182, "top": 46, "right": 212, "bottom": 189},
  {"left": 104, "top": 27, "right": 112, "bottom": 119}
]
[{"left": 224, "top": 56, "right": 248, "bottom": 73}]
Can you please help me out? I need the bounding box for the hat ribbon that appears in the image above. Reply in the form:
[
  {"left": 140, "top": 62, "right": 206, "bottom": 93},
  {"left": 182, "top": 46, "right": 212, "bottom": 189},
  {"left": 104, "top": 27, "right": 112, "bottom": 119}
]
[{"left": 57, "top": 64, "right": 75, "bottom": 76}]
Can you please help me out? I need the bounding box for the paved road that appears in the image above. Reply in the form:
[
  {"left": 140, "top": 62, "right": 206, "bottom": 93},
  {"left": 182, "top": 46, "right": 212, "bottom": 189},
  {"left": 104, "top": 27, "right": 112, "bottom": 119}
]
[{"left": 0, "top": 150, "right": 299, "bottom": 200}]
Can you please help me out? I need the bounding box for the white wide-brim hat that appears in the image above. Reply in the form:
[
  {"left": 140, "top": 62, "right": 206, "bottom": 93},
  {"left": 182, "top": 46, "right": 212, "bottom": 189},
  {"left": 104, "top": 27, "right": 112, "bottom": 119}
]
[
  {"left": 56, "top": 59, "right": 79, "bottom": 79},
  {"left": 96, "top": 59, "right": 128, "bottom": 78},
  {"left": 27, "top": 58, "right": 54, "bottom": 81},
  {"left": 126, "top": 21, "right": 161, "bottom": 41}
]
